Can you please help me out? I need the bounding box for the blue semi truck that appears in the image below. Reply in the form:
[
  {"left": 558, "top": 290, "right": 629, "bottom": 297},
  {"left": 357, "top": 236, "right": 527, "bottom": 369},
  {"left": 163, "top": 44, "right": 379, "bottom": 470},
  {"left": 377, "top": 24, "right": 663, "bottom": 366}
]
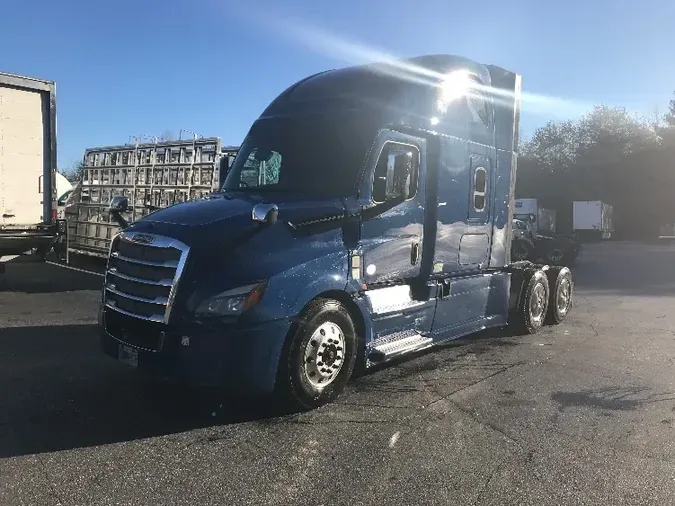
[{"left": 99, "top": 54, "right": 574, "bottom": 409}]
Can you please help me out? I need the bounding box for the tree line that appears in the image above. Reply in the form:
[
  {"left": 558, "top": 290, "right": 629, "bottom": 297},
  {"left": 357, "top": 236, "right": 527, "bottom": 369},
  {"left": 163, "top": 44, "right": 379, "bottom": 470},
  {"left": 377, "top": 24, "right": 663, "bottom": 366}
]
[{"left": 517, "top": 93, "right": 675, "bottom": 239}]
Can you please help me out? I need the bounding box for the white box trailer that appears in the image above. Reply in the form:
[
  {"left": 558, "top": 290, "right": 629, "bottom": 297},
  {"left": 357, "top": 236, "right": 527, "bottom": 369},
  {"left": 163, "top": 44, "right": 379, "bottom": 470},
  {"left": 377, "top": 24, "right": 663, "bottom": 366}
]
[
  {"left": 514, "top": 198, "right": 556, "bottom": 235},
  {"left": 0, "top": 71, "right": 58, "bottom": 261},
  {"left": 573, "top": 200, "right": 613, "bottom": 240}
]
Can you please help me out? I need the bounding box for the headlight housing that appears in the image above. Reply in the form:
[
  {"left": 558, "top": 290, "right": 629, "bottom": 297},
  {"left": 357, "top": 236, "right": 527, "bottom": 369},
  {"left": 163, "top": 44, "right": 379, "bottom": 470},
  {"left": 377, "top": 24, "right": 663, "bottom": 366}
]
[{"left": 195, "top": 282, "right": 267, "bottom": 317}]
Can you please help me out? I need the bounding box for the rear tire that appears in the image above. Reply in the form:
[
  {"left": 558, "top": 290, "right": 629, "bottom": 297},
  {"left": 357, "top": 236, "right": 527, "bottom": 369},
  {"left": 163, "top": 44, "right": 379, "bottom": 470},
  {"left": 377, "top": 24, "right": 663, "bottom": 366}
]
[
  {"left": 545, "top": 267, "right": 573, "bottom": 325},
  {"left": 512, "top": 270, "right": 550, "bottom": 335},
  {"left": 512, "top": 239, "right": 533, "bottom": 261},
  {"left": 275, "top": 298, "right": 358, "bottom": 410}
]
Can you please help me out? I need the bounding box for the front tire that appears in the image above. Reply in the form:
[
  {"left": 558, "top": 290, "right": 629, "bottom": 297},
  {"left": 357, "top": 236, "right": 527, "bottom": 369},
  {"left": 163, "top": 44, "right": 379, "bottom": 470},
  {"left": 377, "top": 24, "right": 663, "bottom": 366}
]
[{"left": 275, "top": 298, "right": 358, "bottom": 410}]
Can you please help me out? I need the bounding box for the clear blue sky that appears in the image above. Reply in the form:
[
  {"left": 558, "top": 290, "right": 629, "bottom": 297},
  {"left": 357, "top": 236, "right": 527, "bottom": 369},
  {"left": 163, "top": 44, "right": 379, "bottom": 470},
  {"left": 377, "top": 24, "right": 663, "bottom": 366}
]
[{"left": 1, "top": 0, "right": 674, "bottom": 170}]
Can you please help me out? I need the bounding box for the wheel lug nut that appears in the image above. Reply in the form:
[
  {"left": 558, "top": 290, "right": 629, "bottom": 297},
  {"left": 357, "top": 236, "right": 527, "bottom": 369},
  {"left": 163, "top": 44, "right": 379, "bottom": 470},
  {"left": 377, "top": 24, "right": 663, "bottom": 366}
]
[
  {"left": 320, "top": 328, "right": 326, "bottom": 336},
  {"left": 311, "top": 340, "right": 318, "bottom": 347}
]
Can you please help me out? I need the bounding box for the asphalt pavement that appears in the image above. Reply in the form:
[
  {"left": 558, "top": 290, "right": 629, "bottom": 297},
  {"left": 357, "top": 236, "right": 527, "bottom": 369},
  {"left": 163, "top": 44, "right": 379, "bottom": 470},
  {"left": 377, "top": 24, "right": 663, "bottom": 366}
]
[{"left": 1, "top": 243, "right": 675, "bottom": 505}]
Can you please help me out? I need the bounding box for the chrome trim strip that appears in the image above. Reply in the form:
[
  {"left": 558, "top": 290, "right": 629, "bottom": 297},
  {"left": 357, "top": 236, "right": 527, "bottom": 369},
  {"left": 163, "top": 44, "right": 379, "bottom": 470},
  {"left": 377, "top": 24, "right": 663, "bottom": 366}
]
[
  {"left": 104, "top": 302, "right": 165, "bottom": 323},
  {"left": 103, "top": 231, "right": 190, "bottom": 324},
  {"left": 111, "top": 251, "right": 178, "bottom": 269},
  {"left": 119, "top": 231, "right": 188, "bottom": 250},
  {"left": 103, "top": 326, "right": 165, "bottom": 353},
  {"left": 106, "top": 285, "right": 168, "bottom": 305},
  {"left": 165, "top": 241, "right": 190, "bottom": 324},
  {"left": 107, "top": 268, "right": 173, "bottom": 287}
]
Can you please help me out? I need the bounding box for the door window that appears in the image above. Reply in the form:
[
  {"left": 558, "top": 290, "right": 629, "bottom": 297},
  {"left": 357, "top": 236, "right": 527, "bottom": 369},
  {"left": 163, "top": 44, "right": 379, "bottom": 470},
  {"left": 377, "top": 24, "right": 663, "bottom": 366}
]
[
  {"left": 473, "top": 166, "right": 487, "bottom": 212},
  {"left": 372, "top": 142, "right": 419, "bottom": 203}
]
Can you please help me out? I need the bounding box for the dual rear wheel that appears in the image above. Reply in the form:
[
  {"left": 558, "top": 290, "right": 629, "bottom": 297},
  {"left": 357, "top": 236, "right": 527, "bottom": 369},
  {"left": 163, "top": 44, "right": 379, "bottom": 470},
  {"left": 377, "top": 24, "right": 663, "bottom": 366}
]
[{"left": 512, "top": 266, "right": 574, "bottom": 334}]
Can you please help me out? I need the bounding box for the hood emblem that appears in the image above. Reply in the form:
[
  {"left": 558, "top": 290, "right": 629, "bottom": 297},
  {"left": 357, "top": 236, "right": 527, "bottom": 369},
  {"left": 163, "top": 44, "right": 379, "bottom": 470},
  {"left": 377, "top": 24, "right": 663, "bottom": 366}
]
[{"left": 131, "top": 234, "right": 155, "bottom": 245}]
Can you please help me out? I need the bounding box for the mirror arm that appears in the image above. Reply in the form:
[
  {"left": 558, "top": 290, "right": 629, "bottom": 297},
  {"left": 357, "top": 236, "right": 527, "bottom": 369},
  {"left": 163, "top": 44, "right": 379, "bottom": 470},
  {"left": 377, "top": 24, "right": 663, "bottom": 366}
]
[{"left": 110, "top": 210, "right": 129, "bottom": 230}]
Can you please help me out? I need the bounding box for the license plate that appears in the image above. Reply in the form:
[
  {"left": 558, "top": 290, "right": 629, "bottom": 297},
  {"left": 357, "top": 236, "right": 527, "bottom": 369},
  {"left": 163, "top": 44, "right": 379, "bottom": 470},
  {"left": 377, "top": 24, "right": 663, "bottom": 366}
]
[{"left": 118, "top": 345, "right": 139, "bottom": 368}]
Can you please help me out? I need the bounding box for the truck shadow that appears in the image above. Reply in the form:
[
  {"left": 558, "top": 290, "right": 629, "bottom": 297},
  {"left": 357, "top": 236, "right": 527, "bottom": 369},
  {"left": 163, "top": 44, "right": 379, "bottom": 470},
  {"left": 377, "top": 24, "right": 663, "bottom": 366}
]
[
  {"left": 0, "top": 324, "right": 279, "bottom": 458},
  {"left": 0, "top": 324, "right": 525, "bottom": 458}
]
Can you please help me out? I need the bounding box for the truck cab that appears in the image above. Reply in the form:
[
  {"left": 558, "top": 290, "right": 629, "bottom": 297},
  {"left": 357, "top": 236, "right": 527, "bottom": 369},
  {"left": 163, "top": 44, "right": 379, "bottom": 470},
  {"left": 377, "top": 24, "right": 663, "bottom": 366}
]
[{"left": 99, "top": 54, "right": 574, "bottom": 409}]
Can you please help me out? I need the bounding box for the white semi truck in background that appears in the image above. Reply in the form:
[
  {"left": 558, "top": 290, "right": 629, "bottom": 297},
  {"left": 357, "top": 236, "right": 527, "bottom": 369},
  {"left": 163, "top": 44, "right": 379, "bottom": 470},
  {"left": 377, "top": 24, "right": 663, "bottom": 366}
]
[
  {"left": 514, "top": 198, "right": 556, "bottom": 235},
  {"left": 0, "top": 71, "right": 58, "bottom": 271},
  {"left": 512, "top": 198, "right": 581, "bottom": 266},
  {"left": 573, "top": 200, "right": 613, "bottom": 241}
]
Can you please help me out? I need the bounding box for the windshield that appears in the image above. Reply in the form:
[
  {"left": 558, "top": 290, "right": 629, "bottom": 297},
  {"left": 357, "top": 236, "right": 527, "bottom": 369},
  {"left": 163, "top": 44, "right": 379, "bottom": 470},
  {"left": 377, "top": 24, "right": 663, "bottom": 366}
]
[{"left": 222, "top": 115, "right": 376, "bottom": 198}]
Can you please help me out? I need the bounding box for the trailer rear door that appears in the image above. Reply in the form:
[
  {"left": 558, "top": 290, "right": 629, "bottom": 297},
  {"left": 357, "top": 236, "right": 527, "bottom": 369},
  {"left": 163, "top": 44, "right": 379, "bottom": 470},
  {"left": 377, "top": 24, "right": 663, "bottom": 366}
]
[{"left": 0, "top": 85, "right": 47, "bottom": 226}]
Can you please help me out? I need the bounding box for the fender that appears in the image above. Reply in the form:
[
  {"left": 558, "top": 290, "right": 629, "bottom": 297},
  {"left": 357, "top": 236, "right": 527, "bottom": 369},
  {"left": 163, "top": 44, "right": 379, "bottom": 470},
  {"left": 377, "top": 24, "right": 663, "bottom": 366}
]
[{"left": 288, "top": 272, "right": 350, "bottom": 317}]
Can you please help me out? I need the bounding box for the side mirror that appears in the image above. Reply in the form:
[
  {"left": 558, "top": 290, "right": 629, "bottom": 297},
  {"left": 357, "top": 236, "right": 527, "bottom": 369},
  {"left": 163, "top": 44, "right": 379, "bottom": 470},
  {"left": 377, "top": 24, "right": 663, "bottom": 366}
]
[
  {"left": 252, "top": 202, "right": 278, "bottom": 225},
  {"left": 109, "top": 196, "right": 129, "bottom": 229},
  {"left": 110, "top": 196, "right": 129, "bottom": 213}
]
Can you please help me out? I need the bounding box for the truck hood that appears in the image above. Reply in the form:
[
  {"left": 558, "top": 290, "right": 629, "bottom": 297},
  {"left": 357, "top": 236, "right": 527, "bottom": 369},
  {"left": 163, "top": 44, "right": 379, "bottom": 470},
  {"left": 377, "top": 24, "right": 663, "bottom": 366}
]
[
  {"left": 140, "top": 193, "right": 255, "bottom": 226},
  {"left": 122, "top": 193, "right": 353, "bottom": 318},
  {"left": 125, "top": 192, "right": 350, "bottom": 246}
]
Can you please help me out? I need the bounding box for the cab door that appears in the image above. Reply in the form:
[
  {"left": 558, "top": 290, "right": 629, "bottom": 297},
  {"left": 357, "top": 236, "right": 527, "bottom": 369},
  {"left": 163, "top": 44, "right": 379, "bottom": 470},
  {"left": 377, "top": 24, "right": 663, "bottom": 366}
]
[
  {"left": 359, "top": 130, "right": 426, "bottom": 285},
  {"left": 358, "top": 130, "right": 433, "bottom": 341}
]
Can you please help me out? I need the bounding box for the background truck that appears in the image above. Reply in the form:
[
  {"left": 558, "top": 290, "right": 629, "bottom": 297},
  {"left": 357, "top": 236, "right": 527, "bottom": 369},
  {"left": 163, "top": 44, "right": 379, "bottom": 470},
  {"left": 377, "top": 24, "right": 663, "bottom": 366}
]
[
  {"left": 573, "top": 200, "right": 613, "bottom": 241},
  {"left": 512, "top": 198, "right": 581, "bottom": 265},
  {"left": 0, "top": 71, "right": 58, "bottom": 266},
  {"left": 514, "top": 198, "right": 556, "bottom": 235},
  {"left": 61, "top": 138, "right": 238, "bottom": 260},
  {"left": 98, "top": 54, "right": 575, "bottom": 410}
]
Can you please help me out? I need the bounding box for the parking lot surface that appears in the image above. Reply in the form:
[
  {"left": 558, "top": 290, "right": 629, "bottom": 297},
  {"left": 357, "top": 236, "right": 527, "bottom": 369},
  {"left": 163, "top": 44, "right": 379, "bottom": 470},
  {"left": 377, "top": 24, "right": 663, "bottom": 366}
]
[{"left": 2, "top": 243, "right": 675, "bottom": 505}]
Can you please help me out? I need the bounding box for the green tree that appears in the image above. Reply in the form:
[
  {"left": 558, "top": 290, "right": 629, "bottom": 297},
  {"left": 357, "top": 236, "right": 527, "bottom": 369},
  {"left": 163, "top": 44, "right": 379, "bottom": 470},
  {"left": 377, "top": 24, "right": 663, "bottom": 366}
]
[
  {"left": 657, "top": 92, "right": 675, "bottom": 146},
  {"left": 517, "top": 104, "right": 665, "bottom": 237},
  {"left": 62, "top": 160, "right": 85, "bottom": 184}
]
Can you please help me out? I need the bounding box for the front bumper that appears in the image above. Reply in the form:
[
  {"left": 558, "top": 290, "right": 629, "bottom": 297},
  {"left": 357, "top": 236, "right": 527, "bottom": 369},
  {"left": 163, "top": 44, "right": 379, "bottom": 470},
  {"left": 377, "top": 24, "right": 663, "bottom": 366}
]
[{"left": 99, "top": 308, "right": 292, "bottom": 395}]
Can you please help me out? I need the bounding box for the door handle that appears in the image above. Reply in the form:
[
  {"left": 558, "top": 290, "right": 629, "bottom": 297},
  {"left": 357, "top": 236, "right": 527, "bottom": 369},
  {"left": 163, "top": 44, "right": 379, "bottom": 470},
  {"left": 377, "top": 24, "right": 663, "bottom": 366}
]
[
  {"left": 38, "top": 175, "right": 43, "bottom": 193},
  {"left": 410, "top": 241, "right": 420, "bottom": 265}
]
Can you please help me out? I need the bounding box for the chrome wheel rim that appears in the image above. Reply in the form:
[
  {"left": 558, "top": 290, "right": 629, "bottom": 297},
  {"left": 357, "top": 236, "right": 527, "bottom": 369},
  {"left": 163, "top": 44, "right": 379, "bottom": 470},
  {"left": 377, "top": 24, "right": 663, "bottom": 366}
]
[
  {"left": 303, "top": 321, "right": 346, "bottom": 389},
  {"left": 557, "top": 278, "right": 571, "bottom": 315},
  {"left": 530, "top": 282, "right": 546, "bottom": 324}
]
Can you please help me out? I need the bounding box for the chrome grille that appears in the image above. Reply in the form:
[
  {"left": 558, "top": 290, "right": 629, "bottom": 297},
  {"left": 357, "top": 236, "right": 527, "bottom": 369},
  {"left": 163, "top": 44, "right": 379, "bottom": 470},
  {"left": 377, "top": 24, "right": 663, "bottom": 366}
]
[{"left": 104, "top": 231, "right": 190, "bottom": 324}]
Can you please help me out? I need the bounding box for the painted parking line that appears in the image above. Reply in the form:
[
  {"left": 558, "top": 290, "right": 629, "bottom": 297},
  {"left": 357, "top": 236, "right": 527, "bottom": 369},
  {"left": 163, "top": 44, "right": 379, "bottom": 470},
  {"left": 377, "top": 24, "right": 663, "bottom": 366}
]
[{"left": 45, "top": 261, "right": 104, "bottom": 277}]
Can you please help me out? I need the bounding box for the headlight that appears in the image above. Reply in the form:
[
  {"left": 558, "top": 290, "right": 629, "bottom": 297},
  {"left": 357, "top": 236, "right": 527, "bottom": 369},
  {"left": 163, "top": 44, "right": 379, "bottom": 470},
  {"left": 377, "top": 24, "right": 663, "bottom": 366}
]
[{"left": 195, "top": 282, "right": 267, "bottom": 317}]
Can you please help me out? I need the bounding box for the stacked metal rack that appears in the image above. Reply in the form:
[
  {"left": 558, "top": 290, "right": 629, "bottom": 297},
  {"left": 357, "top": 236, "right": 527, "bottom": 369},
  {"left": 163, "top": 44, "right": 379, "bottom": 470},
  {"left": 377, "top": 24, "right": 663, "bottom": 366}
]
[{"left": 63, "top": 137, "right": 238, "bottom": 259}]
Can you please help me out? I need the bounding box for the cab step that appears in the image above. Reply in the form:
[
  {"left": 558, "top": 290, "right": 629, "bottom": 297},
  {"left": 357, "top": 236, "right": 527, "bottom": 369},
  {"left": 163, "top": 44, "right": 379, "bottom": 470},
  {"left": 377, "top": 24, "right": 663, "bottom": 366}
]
[{"left": 368, "top": 333, "right": 433, "bottom": 363}]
